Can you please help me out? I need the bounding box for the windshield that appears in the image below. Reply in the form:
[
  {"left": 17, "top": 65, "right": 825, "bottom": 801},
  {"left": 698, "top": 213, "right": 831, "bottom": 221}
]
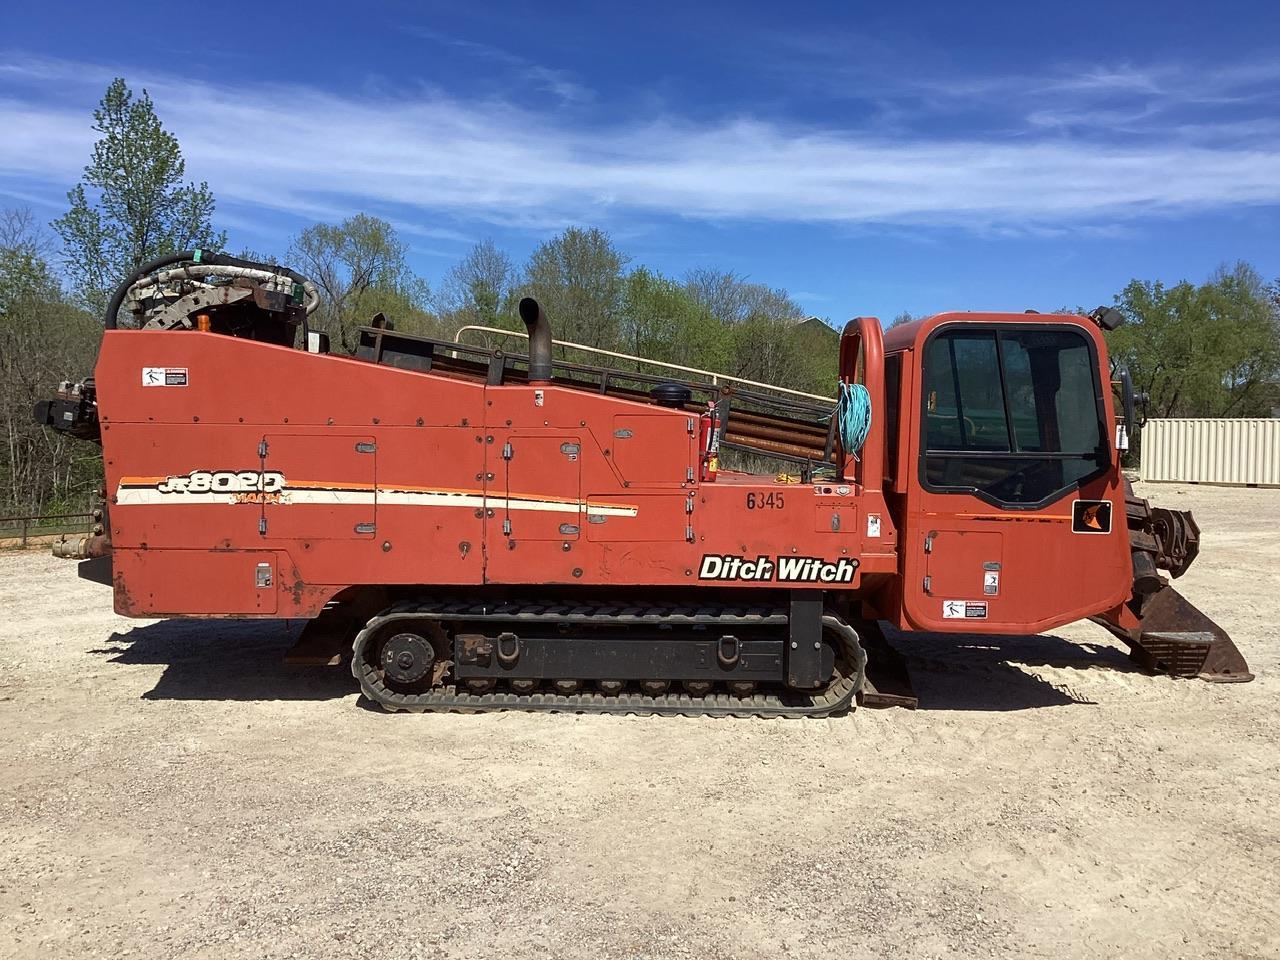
[{"left": 921, "top": 327, "right": 1107, "bottom": 506}]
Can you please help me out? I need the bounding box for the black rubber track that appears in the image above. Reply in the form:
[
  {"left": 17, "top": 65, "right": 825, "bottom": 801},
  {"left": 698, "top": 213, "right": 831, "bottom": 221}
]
[{"left": 351, "top": 599, "right": 866, "bottom": 718}]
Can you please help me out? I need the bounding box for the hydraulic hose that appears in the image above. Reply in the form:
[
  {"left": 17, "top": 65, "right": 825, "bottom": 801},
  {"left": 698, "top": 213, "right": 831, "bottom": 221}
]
[
  {"left": 103, "top": 250, "right": 317, "bottom": 328},
  {"left": 103, "top": 251, "right": 196, "bottom": 328}
]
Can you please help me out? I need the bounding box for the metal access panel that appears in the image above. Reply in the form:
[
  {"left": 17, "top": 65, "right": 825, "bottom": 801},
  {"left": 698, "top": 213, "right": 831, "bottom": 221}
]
[
  {"left": 491, "top": 435, "right": 582, "bottom": 542},
  {"left": 924, "top": 530, "right": 1003, "bottom": 604},
  {"left": 113, "top": 548, "right": 280, "bottom": 616},
  {"left": 586, "top": 493, "right": 690, "bottom": 542},
  {"left": 264, "top": 433, "right": 376, "bottom": 540},
  {"left": 610, "top": 414, "right": 695, "bottom": 486}
]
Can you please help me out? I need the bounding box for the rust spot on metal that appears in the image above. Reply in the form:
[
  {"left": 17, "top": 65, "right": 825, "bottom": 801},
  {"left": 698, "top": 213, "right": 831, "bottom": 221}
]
[
  {"left": 455, "top": 633, "right": 492, "bottom": 666},
  {"left": 113, "top": 573, "right": 139, "bottom": 617}
]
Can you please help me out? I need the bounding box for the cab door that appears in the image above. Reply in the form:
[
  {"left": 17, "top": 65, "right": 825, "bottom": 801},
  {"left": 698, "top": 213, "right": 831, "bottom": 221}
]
[{"left": 900, "top": 319, "right": 1131, "bottom": 634}]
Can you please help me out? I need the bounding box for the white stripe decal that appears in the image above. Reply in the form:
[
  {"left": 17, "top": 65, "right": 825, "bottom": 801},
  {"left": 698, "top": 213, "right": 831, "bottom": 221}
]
[
  {"left": 116, "top": 489, "right": 250, "bottom": 506},
  {"left": 114, "top": 485, "right": 638, "bottom": 517}
]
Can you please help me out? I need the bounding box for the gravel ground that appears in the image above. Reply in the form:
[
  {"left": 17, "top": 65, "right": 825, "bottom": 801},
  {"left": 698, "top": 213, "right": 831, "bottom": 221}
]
[{"left": 0, "top": 481, "right": 1277, "bottom": 960}]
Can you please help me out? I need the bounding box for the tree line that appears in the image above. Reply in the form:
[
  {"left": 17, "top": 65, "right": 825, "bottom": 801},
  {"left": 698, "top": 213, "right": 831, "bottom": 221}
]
[{"left": 2, "top": 78, "right": 1279, "bottom": 518}]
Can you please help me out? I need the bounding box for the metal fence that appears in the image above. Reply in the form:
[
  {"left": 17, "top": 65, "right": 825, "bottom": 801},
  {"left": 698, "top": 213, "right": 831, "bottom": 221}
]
[
  {"left": 1140, "top": 419, "right": 1280, "bottom": 487},
  {"left": 0, "top": 513, "right": 92, "bottom": 546}
]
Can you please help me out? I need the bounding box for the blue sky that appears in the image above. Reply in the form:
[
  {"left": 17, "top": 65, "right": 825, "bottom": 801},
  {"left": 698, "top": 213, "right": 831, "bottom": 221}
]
[{"left": 1, "top": 0, "right": 1278, "bottom": 322}]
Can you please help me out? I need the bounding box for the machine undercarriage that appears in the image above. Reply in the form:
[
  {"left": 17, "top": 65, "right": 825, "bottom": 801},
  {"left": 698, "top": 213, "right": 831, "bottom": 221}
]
[{"left": 346, "top": 597, "right": 867, "bottom": 716}]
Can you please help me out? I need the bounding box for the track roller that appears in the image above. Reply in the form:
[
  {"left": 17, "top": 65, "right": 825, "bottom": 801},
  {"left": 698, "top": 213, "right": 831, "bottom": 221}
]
[{"left": 350, "top": 598, "right": 867, "bottom": 718}]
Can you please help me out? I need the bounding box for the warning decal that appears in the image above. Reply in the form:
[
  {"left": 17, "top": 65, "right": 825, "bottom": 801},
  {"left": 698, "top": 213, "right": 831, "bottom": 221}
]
[
  {"left": 142, "top": 367, "right": 188, "bottom": 387},
  {"left": 942, "top": 600, "right": 988, "bottom": 620},
  {"left": 1072, "top": 499, "right": 1112, "bottom": 535}
]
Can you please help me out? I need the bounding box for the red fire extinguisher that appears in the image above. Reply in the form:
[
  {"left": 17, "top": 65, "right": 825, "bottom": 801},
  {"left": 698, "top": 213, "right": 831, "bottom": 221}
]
[{"left": 699, "top": 403, "right": 719, "bottom": 482}]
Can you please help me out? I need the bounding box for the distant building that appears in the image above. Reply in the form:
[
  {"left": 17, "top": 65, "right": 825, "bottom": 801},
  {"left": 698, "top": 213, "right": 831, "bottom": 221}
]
[{"left": 789, "top": 316, "right": 839, "bottom": 341}]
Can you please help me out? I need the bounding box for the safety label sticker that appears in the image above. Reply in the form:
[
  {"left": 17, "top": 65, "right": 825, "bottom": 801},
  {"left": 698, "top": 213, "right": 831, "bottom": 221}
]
[
  {"left": 142, "top": 367, "right": 188, "bottom": 387},
  {"left": 942, "top": 600, "right": 988, "bottom": 619},
  {"left": 983, "top": 571, "right": 999, "bottom": 596},
  {"left": 1071, "top": 499, "right": 1112, "bottom": 534}
]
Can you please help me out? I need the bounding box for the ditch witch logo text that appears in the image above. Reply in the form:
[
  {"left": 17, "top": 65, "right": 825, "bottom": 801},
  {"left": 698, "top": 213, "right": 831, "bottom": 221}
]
[{"left": 698, "top": 554, "right": 858, "bottom": 584}]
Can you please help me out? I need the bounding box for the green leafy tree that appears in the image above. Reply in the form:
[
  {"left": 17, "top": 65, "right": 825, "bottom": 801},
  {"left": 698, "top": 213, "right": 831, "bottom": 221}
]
[
  {"left": 1108, "top": 262, "right": 1280, "bottom": 418},
  {"left": 54, "top": 78, "right": 225, "bottom": 317},
  {"left": 786, "top": 317, "right": 840, "bottom": 397},
  {"left": 619, "top": 267, "right": 717, "bottom": 362},
  {"left": 521, "top": 227, "right": 627, "bottom": 349},
  {"left": 0, "top": 209, "right": 59, "bottom": 310},
  {"left": 1266, "top": 280, "right": 1280, "bottom": 414},
  {"left": 681, "top": 266, "right": 828, "bottom": 391},
  {"left": 729, "top": 314, "right": 805, "bottom": 389},
  {"left": 1, "top": 209, "right": 102, "bottom": 515},
  {"left": 1205, "top": 264, "right": 1280, "bottom": 416},
  {"left": 287, "top": 214, "right": 433, "bottom": 351}
]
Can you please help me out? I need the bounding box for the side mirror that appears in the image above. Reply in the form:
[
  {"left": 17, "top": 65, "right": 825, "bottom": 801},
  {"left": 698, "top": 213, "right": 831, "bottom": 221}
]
[{"left": 1114, "top": 366, "right": 1147, "bottom": 440}]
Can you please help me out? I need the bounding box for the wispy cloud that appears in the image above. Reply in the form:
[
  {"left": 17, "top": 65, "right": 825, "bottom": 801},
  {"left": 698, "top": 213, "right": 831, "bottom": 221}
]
[
  {"left": 398, "top": 28, "right": 593, "bottom": 105},
  {"left": 763, "top": 34, "right": 1280, "bottom": 139},
  {"left": 1, "top": 55, "right": 1278, "bottom": 237}
]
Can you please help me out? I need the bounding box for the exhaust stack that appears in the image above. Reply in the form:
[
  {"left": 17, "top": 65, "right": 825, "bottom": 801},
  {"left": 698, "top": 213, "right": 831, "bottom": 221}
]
[{"left": 518, "top": 297, "right": 553, "bottom": 383}]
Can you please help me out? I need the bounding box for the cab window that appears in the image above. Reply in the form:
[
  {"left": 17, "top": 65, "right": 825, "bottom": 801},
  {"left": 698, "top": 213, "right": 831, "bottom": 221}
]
[
  {"left": 883, "top": 353, "right": 902, "bottom": 482},
  {"left": 921, "top": 326, "right": 1107, "bottom": 507}
]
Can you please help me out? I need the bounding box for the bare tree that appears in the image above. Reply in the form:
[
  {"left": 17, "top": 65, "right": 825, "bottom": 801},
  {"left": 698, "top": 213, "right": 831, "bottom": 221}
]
[
  {"left": 0, "top": 208, "right": 55, "bottom": 261},
  {"left": 684, "top": 267, "right": 752, "bottom": 325},
  {"left": 287, "top": 214, "right": 431, "bottom": 351},
  {"left": 435, "top": 239, "right": 517, "bottom": 335},
  {"left": 684, "top": 268, "right": 802, "bottom": 327},
  {"left": 682, "top": 267, "right": 809, "bottom": 387}
]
